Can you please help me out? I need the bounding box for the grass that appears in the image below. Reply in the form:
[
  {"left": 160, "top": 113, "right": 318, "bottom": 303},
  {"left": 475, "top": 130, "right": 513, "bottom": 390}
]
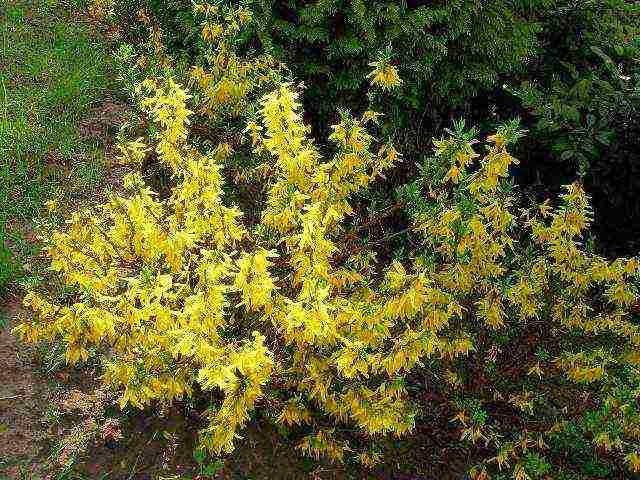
[{"left": 0, "top": 0, "right": 113, "bottom": 298}]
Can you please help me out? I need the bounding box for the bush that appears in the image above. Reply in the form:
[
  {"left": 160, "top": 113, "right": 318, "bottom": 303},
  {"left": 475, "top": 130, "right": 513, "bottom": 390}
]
[
  {"left": 15, "top": 5, "right": 640, "bottom": 477},
  {"left": 95, "top": 0, "right": 640, "bottom": 257}
]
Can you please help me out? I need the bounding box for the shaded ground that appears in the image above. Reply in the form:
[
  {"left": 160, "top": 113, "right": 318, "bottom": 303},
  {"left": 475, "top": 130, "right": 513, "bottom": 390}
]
[{"left": 0, "top": 297, "right": 50, "bottom": 479}]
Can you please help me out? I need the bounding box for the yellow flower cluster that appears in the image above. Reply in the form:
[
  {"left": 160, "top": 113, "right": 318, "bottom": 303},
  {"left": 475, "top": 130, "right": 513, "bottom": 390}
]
[
  {"left": 368, "top": 60, "right": 402, "bottom": 90},
  {"left": 15, "top": 2, "right": 640, "bottom": 474}
]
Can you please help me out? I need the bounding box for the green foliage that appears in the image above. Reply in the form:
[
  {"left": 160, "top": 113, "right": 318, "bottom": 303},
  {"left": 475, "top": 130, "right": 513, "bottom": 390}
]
[
  {"left": 106, "top": 0, "right": 197, "bottom": 51},
  {"left": 548, "top": 421, "right": 615, "bottom": 477},
  {"left": 509, "top": 0, "right": 640, "bottom": 253},
  {"left": 248, "top": 0, "right": 544, "bottom": 139},
  {"left": 193, "top": 449, "right": 224, "bottom": 477},
  {"left": 0, "top": 0, "right": 113, "bottom": 298},
  {"left": 0, "top": 227, "right": 19, "bottom": 296},
  {"left": 99, "top": 0, "right": 640, "bottom": 256}
]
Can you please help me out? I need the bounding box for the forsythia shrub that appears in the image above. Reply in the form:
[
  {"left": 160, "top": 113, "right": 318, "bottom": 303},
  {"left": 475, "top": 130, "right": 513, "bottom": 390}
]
[
  {"left": 16, "top": 3, "right": 640, "bottom": 478},
  {"left": 95, "top": 0, "right": 640, "bottom": 255}
]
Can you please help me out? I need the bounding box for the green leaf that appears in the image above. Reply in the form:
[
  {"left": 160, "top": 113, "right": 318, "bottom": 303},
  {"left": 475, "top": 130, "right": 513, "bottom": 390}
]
[{"left": 193, "top": 447, "right": 206, "bottom": 464}]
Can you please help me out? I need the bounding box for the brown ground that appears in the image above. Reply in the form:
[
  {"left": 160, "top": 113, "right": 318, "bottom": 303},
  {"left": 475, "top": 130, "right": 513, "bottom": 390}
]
[{"left": 0, "top": 296, "right": 50, "bottom": 479}]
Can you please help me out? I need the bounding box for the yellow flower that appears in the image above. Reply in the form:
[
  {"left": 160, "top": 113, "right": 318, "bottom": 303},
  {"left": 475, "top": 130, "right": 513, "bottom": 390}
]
[
  {"left": 367, "top": 61, "right": 402, "bottom": 90},
  {"left": 45, "top": 199, "right": 58, "bottom": 213},
  {"left": 626, "top": 451, "right": 640, "bottom": 473}
]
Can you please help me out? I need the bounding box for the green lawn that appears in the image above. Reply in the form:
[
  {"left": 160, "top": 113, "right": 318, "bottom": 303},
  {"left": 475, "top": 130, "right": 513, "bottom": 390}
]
[{"left": 0, "top": 0, "right": 113, "bottom": 296}]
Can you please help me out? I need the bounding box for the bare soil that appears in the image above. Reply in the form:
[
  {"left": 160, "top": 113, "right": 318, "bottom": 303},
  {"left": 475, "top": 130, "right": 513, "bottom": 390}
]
[{"left": 0, "top": 296, "right": 51, "bottom": 479}]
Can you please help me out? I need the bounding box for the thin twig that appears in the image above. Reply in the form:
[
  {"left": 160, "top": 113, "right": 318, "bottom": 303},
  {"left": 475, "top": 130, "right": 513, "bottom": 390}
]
[
  {"left": 0, "top": 75, "right": 7, "bottom": 122},
  {"left": 333, "top": 227, "right": 412, "bottom": 264},
  {"left": 0, "top": 395, "right": 24, "bottom": 401}
]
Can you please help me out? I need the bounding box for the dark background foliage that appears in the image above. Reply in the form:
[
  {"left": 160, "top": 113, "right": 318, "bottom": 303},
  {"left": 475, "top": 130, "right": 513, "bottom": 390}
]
[{"left": 111, "top": 0, "right": 640, "bottom": 255}]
